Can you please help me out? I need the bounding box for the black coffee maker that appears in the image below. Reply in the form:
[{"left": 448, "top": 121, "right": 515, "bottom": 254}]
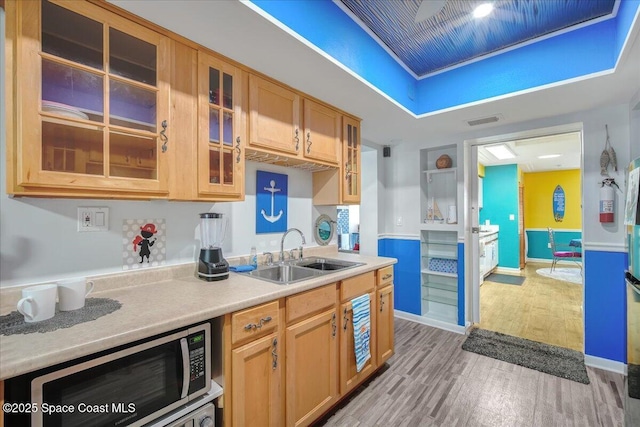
[{"left": 198, "top": 213, "right": 229, "bottom": 281}]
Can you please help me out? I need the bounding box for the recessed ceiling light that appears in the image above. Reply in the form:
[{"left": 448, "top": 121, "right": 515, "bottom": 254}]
[
  {"left": 485, "top": 144, "right": 516, "bottom": 160},
  {"left": 538, "top": 154, "right": 561, "bottom": 159},
  {"left": 473, "top": 3, "right": 494, "bottom": 18}
]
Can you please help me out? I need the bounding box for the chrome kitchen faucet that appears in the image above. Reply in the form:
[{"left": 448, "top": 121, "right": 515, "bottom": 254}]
[{"left": 280, "top": 228, "right": 306, "bottom": 262}]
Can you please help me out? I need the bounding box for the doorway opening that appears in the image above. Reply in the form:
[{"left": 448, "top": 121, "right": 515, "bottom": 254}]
[{"left": 465, "top": 124, "right": 584, "bottom": 352}]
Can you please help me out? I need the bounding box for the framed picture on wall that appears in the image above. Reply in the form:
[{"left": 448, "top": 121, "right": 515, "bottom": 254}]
[{"left": 256, "top": 170, "right": 288, "bottom": 234}]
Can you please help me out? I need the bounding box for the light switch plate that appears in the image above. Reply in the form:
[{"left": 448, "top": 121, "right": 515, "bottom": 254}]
[{"left": 78, "top": 207, "right": 109, "bottom": 232}]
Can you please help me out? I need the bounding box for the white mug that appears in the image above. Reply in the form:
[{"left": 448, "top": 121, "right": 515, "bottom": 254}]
[
  {"left": 57, "top": 278, "right": 95, "bottom": 311},
  {"left": 16, "top": 284, "right": 58, "bottom": 322}
]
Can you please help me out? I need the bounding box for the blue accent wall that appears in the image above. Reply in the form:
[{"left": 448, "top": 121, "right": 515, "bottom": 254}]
[
  {"left": 615, "top": 0, "right": 640, "bottom": 59},
  {"left": 479, "top": 165, "right": 520, "bottom": 268},
  {"left": 526, "top": 230, "right": 582, "bottom": 260},
  {"left": 584, "top": 250, "right": 627, "bottom": 363},
  {"left": 248, "top": 0, "right": 640, "bottom": 115},
  {"left": 378, "top": 238, "right": 421, "bottom": 315},
  {"left": 417, "top": 19, "right": 616, "bottom": 113},
  {"left": 457, "top": 243, "right": 465, "bottom": 326},
  {"left": 250, "top": 0, "right": 417, "bottom": 111}
]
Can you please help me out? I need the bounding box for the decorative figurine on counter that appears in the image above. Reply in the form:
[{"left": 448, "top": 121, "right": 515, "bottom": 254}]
[{"left": 133, "top": 223, "right": 158, "bottom": 264}]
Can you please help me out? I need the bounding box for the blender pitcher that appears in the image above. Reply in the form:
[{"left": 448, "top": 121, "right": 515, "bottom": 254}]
[{"left": 198, "top": 213, "right": 229, "bottom": 281}]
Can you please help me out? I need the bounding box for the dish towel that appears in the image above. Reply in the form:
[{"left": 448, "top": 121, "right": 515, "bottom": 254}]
[
  {"left": 351, "top": 293, "right": 371, "bottom": 372},
  {"left": 229, "top": 265, "right": 256, "bottom": 272}
]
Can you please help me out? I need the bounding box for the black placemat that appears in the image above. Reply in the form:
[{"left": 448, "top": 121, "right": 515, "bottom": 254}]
[{"left": 0, "top": 297, "right": 122, "bottom": 335}]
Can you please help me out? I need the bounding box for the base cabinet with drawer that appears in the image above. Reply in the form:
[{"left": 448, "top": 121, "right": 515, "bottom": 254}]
[
  {"left": 223, "top": 267, "right": 394, "bottom": 427},
  {"left": 285, "top": 284, "right": 338, "bottom": 427},
  {"left": 339, "top": 272, "right": 376, "bottom": 395},
  {"left": 225, "top": 300, "right": 283, "bottom": 427},
  {"left": 376, "top": 266, "right": 395, "bottom": 365}
]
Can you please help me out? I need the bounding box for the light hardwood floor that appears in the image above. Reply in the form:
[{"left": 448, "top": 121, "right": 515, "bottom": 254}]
[
  {"left": 317, "top": 318, "right": 624, "bottom": 427},
  {"left": 479, "top": 262, "right": 583, "bottom": 351}
]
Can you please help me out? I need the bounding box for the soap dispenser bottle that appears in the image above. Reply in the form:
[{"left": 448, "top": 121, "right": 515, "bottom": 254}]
[{"left": 250, "top": 246, "right": 257, "bottom": 267}]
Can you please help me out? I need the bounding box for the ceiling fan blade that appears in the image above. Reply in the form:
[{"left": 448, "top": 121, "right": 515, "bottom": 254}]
[{"left": 415, "top": 0, "right": 447, "bottom": 23}]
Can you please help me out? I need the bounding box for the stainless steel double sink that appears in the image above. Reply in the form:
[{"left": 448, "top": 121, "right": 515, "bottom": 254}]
[{"left": 240, "top": 257, "right": 364, "bottom": 285}]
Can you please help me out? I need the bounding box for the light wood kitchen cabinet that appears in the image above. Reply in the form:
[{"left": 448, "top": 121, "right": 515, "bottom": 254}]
[
  {"left": 303, "top": 99, "right": 340, "bottom": 165},
  {"left": 341, "top": 116, "right": 361, "bottom": 204},
  {"left": 196, "top": 51, "right": 245, "bottom": 199},
  {"left": 376, "top": 265, "right": 394, "bottom": 365},
  {"left": 285, "top": 285, "right": 338, "bottom": 427},
  {"left": 231, "top": 331, "right": 282, "bottom": 427},
  {"left": 312, "top": 116, "right": 361, "bottom": 205},
  {"left": 339, "top": 272, "right": 376, "bottom": 395},
  {"left": 6, "top": 0, "right": 171, "bottom": 198},
  {"left": 249, "top": 74, "right": 301, "bottom": 155},
  {"left": 225, "top": 300, "right": 284, "bottom": 427}
]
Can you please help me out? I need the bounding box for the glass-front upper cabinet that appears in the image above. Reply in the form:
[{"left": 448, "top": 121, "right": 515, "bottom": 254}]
[
  {"left": 197, "top": 52, "right": 244, "bottom": 198},
  {"left": 10, "top": 0, "right": 170, "bottom": 195},
  {"left": 342, "top": 116, "right": 361, "bottom": 204}
]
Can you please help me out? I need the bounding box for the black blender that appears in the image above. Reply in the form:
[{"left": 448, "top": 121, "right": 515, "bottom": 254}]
[{"left": 198, "top": 213, "right": 229, "bottom": 281}]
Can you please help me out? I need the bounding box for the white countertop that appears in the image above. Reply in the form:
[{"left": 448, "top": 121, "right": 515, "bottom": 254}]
[{"left": 0, "top": 251, "right": 396, "bottom": 380}]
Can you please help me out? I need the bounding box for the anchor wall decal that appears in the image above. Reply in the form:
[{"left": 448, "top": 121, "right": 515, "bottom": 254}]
[{"left": 261, "top": 179, "right": 284, "bottom": 223}]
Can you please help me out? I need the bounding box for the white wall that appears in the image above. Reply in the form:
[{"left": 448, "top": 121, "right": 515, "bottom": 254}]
[
  {"left": 631, "top": 89, "right": 640, "bottom": 162},
  {"left": 359, "top": 147, "right": 378, "bottom": 255},
  {"left": 381, "top": 102, "right": 632, "bottom": 250},
  {"left": 0, "top": 159, "right": 317, "bottom": 288}
]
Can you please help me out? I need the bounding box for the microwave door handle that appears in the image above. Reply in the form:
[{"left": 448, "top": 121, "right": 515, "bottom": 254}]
[{"left": 180, "top": 337, "right": 190, "bottom": 399}]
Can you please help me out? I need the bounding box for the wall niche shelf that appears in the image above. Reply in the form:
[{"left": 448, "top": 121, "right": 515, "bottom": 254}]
[
  {"left": 423, "top": 167, "right": 456, "bottom": 183},
  {"left": 419, "top": 144, "right": 460, "bottom": 326}
]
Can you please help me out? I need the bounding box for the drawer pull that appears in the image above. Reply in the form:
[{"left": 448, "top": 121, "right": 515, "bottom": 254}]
[
  {"left": 244, "top": 316, "right": 273, "bottom": 331},
  {"left": 382, "top": 273, "right": 392, "bottom": 280},
  {"left": 272, "top": 338, "right": 278, "bottom": 369}
]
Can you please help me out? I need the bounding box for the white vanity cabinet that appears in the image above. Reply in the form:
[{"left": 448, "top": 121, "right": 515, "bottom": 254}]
[{"left": 479, "top": 230, "right": 499, "bottom": 280}]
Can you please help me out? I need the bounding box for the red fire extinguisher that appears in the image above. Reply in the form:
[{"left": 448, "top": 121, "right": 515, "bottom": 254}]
[{"left": 599, "top": 178, "right": 618, "bottom": 223}]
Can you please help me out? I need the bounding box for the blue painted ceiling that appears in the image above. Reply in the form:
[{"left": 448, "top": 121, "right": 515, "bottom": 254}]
[{"left": 339, "top": 0, "right": 617, "bottom": 77}]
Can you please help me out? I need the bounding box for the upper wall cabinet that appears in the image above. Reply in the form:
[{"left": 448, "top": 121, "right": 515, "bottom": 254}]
[
  {"left": 6, "top": 0, "right": 171, "bottom": 197},
  {"left": 248, "top": 75, "right": 301, "bottom": 156},
  {"left": 247, "top": 73, "right": 341, "bottom": 168},
  {"left": 303, "top": 99, "right": 340, "bottom": 164},
  {"left": 312, "top": 117, "right": 361, "bottom": 205},
  {"left": 341, "top": 116, "right": 361, "bottom": 204},
  {"left": 197, "top": 52, "right": 245, "bottom": 199}
]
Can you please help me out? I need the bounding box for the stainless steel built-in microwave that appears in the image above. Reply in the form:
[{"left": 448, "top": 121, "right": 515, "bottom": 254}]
[{"left": 4, "top": 323, "right": 211, "bottom": 427}]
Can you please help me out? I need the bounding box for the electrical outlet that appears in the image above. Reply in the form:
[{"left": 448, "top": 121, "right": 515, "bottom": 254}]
[
  {"left": 548, "top": 243, "right": 551, "bottom": 248},
  {"left": 78, "top": 207, "right": 109, "bottom": 232}
]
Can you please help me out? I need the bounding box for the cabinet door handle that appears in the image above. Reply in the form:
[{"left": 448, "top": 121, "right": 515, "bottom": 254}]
[
  {"left": 272, "top": 337, "right": 278, "bottom": 370},
  {"left": 235, "top": 136, "right": 241, "bottom": 163},
  {"left": 343, "top": 307, "right": 349, "bottom": 331},
  {"left": 332, "top": 312, "right": 337, "bottom": 338},
  {"left": 295, "top": 128, "right": 300, "bottom": 152},
  {"left": 345, "top": 161, "right": 351, "bottom": 180},
  {"left": 380, "top": 294, "right": 384, "bottom": 312},
  {"left": 306, "top": 132, "right": 312, "bottom": 153},
  {"left": 160, "top": 120, "right": 168, "bottom": 152}
]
